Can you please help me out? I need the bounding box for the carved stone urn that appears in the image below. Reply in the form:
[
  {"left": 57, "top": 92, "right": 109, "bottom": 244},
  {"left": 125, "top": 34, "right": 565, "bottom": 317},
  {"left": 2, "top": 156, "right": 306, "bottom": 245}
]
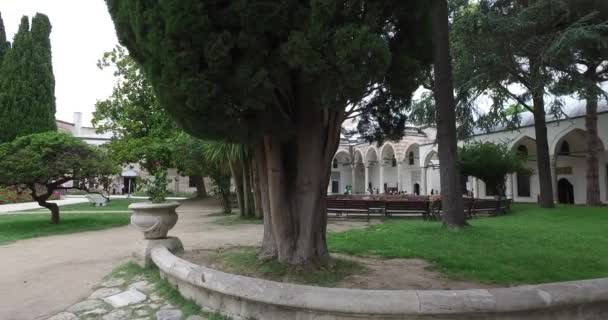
[{"left": 129, "top": 202, "right": 180, "bottom": 239}]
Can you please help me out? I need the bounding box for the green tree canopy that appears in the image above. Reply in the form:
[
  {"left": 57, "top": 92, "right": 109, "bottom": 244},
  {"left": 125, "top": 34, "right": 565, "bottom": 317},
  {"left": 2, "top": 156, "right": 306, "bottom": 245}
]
[
  {"left": 106, "top": 0, "right": 434, "bottom": 267},
  {"left": 459, "top": 142, "right": 529, "bottom": 197},
  {"left": 0, "top": 132, "right": 118, "bottom": 223},
  {"left": 0, "top": 13, "right": 56, "bottom": 143}
]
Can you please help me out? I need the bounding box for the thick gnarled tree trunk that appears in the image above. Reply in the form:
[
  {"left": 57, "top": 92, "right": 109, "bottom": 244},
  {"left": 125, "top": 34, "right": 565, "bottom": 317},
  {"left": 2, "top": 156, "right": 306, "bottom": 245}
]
[
  {"left": 432, "top": 0, "right": 466, "bottom": 229},
  {"left": 585, "top": 89, "right": 601, "bottom": 205},
  {"left": 258, "top": 108, "right": 342, "bottom": 268},
  {"left": 30, "top": 184, "right": 60, "bottom": 224}
]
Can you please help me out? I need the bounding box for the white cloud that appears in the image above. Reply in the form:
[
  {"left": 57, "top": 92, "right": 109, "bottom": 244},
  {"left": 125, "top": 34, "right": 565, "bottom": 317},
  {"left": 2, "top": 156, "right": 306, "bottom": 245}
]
[{"left": 2, "top": 0, "right": 119, "bottom": 126}]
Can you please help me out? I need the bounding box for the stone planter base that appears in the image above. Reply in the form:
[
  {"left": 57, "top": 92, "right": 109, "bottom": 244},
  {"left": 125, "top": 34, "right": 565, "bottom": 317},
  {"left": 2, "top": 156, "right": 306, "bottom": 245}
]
[{"left": 134, "top": 236, "right": 183, "bottom": 268}]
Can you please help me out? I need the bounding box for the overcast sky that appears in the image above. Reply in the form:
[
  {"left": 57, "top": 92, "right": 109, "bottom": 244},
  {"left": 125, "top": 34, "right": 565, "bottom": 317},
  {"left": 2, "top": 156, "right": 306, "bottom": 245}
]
[{"left": 2, "top": 0, "right": 118, "bottom": 126}]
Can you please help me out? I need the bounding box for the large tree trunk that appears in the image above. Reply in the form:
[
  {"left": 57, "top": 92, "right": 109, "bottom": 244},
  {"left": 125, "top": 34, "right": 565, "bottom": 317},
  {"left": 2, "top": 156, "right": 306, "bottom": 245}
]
[
  {"left": 432, "top": 0, "right": 466, "bottom": 229},
  {"left": 584, "top": 88, "right": 601, "bottom": 205},
  {"left": 530, "top": 58, "right": 555, "bottom": 208},
  {"left": 259, "top": 107, "right": 342, "bottom": 268},
  {"left": 191, "top": 175, "right": 207, "bottom": 199},
  {"left": 255, "top": 141, "right": 277, "bottom": 260}
]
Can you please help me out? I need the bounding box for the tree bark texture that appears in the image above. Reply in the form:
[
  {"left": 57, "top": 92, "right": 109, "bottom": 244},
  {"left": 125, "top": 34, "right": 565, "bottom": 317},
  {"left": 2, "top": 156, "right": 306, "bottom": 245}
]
[
  {"left": 585, "top": 87, "right": 601, "bottom": 205},
  {"left": 30, "top": 184, "right": 60, "bottom": 224},
  {"left": 241, "top": 160, "right": 251, "bottom": 217},
  {"left": 432, "top": 0, "right": 467, "bottom": 229},
  {"left": 529, "top": 58, "right": 555, "bottom": 208},
  {"left": 255, "top": 141, "right": 277, "bottom": 260},
  {"left": 257, "top": 107, "right": 343, "bottom": 267},
  {"left": 192, "top": 175, "right": 207, "bottom": 198}
]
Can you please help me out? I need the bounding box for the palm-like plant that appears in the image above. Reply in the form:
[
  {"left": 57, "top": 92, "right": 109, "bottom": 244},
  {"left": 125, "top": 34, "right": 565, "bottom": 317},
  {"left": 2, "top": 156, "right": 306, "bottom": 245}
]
[{"left": 204, "top": 141, "right": 257, "bottom": 217}]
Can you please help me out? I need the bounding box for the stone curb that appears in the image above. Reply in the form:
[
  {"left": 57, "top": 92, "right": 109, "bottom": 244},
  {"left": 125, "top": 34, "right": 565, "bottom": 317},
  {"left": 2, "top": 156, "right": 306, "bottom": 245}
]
[{"left": 151, "top": 245, "right": 608, "bottom": 319}]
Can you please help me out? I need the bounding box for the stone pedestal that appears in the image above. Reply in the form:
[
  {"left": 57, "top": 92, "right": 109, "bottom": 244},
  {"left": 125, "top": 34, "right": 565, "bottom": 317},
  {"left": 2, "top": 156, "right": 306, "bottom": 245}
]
[{"left": 133, "top": 236, "right": 183, "bottom": 268}]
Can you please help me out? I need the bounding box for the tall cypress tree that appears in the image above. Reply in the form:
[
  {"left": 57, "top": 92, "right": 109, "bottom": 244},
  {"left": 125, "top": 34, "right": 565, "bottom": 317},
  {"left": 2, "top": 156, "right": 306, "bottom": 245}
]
[
  {"left": 0, "top": 14, "right": 56, "bottom": 143},
  {"left": 0, "top": 12, "right": 10, "bottom": 63}
]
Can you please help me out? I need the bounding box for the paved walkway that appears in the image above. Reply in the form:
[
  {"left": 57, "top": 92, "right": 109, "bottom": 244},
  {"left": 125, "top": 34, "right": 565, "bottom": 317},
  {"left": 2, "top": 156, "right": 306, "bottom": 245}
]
[
  {"left": 0, "top": 199, "right": 243, "bottom": 320},
  {"left": 0, "top": 199, "right": 366, "bottom": 320},
  {"left": 0, "top": 198, "right": 89, "bottom": 214}
]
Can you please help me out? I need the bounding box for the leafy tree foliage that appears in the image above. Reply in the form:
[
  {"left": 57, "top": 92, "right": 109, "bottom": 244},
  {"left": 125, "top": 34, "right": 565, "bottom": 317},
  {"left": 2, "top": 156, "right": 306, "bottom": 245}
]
[
  {"left": 106, "top": 0, "right": 434, "bottom": 267},
  {"left": 548, "top": 0, "right": 608, "bottom": 205},
  {"left": 0, "top": 14, "right": 56, "bottom": 143},
  {"left": 0, "top": 132, "right": 118, "bottom": 223},
  {"left": 459, "top": 142, "right": 529, "bottom": 197},
  {"left": 450, "top": 0, "right": 602, "bottom": 208}
]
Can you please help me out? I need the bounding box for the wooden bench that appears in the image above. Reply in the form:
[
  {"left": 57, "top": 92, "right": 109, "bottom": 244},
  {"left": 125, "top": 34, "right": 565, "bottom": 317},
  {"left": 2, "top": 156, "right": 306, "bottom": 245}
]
[
  {"left": 385, "top": 200, "right": 429, "bottom": 219},
  {"left": 85, "top": 193, "right": 109, "bottom": 207},
  {"left": 326, "top": 199, "right": 370, "bottom": 219},
  {"left": 471, "top": 198, "right": 511, "bottom": 216},
  {"left": 463, "top": 198, "right": 476, "bottom": 219}
]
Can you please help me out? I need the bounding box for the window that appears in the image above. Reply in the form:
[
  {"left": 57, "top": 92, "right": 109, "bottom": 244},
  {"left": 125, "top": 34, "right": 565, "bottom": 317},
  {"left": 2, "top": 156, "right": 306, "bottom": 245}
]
[
  {"left": 189, "top": 176, "right": 197, "bottom": 188},
  {"left": 408, "top": 151, "right": 415, "bottom": 165},
  {"left": 391, "top": 156, "right": 397, "bottom": 167},
  {"left": 332, "top": 159, "right": 338, "bottom": 169},
  {"left": 559, "top": 141, "right": 571, "bottom": 155},
  {"left": 516, "top": 145, "right": 528, "bottom": 158}
]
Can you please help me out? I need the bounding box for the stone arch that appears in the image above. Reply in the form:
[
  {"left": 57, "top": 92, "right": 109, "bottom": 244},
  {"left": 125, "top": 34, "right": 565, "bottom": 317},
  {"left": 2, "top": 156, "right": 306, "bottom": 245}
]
[
  {"left": 423, "top": 150, "right": 439, "bottom": 168},
  {"left": 423, "top": 150, "right": 440, "bottom": 195},
  {"left": 508, "top": 135, "right": 537, "bottom": 155},
  {"left": 551, "top": 128, "right": 605, "bottom": 157},
  {"left": 329, "top": 150, "right": 352, "bottom": 194},
  {"left": 365, "top": 146, "right": 379, "bottom": 164},
  {"left": 380, "top": 143, "right": 397, "bottom": 167}
]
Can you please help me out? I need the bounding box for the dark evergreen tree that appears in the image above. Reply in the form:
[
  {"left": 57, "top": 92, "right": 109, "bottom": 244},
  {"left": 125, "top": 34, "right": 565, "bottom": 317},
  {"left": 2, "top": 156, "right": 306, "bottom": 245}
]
[
  {"left": 106, "top": 0, "right": 434, "bottom": 267},
  {"left": 0, "top": 12, "right": 10, "bottom": 63},
  {"left": 0, "top": 14, "right": 56, "bottom": 143}
]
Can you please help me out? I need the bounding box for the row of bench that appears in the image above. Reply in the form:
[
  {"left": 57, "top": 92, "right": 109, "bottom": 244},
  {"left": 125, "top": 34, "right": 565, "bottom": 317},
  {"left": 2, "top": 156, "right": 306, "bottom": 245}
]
[{"left": 326, "top": 197, "right": 512, "bottom": 221}]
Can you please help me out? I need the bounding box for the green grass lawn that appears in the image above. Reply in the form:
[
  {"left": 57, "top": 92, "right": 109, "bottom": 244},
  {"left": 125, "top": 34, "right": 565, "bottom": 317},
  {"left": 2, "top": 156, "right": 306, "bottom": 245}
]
[
  {"left": 10, "top": 199, "right": 141, "bottom": 214},
  {"left": 0, "top": 199, "right": 144, "bottom": 245},
  {"left": 203, "top": 247, "right": 364, "bottom": 286},
  {"left": 212, "top": 214, "right": 263, "bottom": 225},
  {"left": 0, "top": 212, "right": 130, "bottom": 245},
  {"left": 329, "top": 203, "right": 608, "bottom": 285}
]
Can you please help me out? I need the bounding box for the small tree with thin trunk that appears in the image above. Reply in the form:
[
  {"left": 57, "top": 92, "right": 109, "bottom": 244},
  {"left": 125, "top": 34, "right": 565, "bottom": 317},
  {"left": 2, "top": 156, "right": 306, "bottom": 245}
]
[
  {"left": 0, "top": 132, "right": 118, "bottom": 224},
  {"left": 459, "top": 142, "right": 530, "bottom": 198}
]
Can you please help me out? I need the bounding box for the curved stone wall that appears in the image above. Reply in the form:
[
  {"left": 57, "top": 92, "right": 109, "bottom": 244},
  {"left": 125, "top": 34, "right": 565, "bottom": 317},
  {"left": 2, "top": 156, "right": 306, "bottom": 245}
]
[{"left": 151, "top": 246, "right": 608, "bottom": 320}]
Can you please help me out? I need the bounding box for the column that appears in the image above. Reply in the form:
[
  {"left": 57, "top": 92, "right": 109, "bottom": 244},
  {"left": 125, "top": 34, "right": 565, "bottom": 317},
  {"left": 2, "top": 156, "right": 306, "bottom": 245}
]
[
  {"left": 422, "top": 167, "right": 428, "bottom": 195},
  {"left": 396, "top": 161, "right": 402, "bottom": 192},
  {"left": 551, "top": 155, "right": 558, "bottom": 202},
  {"left": 379, "top": 163, "right": 385, "bottom": 193},
  {"left": 364, "top": 164, "right": 369, "bottom": 194},
  {"left": 506, "top": 174, "right": 513, "bottom": 199},
  {"left": 351, "top": 164, "right": 356, "bottom": 194}
]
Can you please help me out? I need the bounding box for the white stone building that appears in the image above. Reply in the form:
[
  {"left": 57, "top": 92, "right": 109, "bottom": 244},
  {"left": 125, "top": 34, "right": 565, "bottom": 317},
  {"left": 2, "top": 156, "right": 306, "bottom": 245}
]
[
  {"left": 57, "top": 112, "right": 204, "bottom": 195},
  {"left": 331, "top": 101, "right": 608, "bottom": 205}
]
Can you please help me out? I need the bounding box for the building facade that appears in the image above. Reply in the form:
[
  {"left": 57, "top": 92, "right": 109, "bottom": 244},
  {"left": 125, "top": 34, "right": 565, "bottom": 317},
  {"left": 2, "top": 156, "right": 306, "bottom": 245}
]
[
  {"left": 331, "top": 101, "right": 608, "bottom": 205},
  {"left": 58, "top": 112, "right": 206, "bottom": 195}
]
